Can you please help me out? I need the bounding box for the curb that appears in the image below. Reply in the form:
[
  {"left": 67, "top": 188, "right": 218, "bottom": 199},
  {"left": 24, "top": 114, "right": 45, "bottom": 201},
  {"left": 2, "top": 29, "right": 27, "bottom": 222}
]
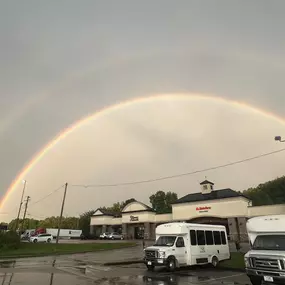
[
  {"left": 104, "top": 260, "right": 143, "bottom": 266},
  {"left": 103, "top": 260, "right": 245, "bottom": 273},
  {"left": 217, "top": 266, "right": 245, "bottom": 272}
]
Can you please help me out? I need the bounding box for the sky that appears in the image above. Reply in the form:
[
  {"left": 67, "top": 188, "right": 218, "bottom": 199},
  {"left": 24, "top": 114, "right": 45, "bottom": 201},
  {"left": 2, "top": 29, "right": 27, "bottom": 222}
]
[{"left": 0, "top": 0, "right": 285, "bottom": 222}]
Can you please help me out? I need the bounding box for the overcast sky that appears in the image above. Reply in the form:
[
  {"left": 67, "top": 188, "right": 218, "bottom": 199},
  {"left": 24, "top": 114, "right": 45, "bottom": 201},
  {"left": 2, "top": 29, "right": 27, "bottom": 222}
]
[{"left": 1, "top": 1, "right": 285, "bottom": 221}]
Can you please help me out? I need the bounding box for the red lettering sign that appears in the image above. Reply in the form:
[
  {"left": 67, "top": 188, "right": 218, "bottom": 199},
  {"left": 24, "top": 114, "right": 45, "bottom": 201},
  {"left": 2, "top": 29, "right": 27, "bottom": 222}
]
[{"left": 196, "top": 206, "right": 211, "bottom": 211}]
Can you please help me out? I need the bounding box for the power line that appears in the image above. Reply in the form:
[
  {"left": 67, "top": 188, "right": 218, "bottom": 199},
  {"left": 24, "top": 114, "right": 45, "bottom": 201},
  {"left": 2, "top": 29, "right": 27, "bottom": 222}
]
[
  {"left": 72, "top": 147, "right": 285, "bottom": 188},
  {"left": 29, "top": 185, "right": 64, "bottom": 206}
]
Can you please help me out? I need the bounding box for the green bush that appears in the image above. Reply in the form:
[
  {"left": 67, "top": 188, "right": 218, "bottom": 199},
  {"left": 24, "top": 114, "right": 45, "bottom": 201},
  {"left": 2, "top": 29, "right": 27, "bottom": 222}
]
[{"left": 0, "top": 231, "right": 20, "bottom": 250}]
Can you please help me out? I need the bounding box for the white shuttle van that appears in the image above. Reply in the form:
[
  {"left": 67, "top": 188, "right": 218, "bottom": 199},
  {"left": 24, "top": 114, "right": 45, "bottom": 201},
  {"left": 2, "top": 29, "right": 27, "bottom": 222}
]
[
  {"left": 144, "top": 222, "right": 230, "bottom": 271},
  {"left": 245, "top": 215, "right": 285, "bottom": 285}
]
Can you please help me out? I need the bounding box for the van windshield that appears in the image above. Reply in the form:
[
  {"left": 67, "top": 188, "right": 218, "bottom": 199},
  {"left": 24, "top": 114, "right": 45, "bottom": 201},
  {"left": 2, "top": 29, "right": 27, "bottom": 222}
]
[
  {"left": 253, "top": 235, "right": 285, "bottom": 251},
  {"left": 153, "top": 236, "right": 176, "bottom": 247}
]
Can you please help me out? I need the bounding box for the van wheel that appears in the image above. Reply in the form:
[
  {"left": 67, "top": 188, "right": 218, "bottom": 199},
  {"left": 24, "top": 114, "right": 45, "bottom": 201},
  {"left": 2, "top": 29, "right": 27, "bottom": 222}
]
[
  {"left": 147, "top": 264, "right": 154, "bottom": 271},
  {"left": 33, "top": 239, "right": 38, "bottom": 243},
  {"left": 249, "top": 276, "right": 262, "bottom": 285},
  {"left": 47, "top": 238, "right": 51, "bottom": 243},
  {"left": 211, "top": 256, "right": 219, "bottom": 267},
  {"left": 167, "top": 257, "right": 176, "bottom": 272}
]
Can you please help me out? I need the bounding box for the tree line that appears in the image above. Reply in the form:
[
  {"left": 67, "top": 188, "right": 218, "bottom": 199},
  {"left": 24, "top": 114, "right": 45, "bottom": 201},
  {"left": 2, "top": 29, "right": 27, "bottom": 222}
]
[
  {"left": 8, "top": 190, "right": 178, "bottom": 236},
  {"left": 6, "top": 177, "right": 284, "bottom": 236},
  {"left": 243, "top": 176, "right": 285, "bottom": 206}
]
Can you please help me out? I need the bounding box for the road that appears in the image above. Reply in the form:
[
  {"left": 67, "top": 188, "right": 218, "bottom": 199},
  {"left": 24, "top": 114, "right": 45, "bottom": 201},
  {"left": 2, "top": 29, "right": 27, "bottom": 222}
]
[{"left": 0, "top": 256, "right": 251, "bottom": 285}]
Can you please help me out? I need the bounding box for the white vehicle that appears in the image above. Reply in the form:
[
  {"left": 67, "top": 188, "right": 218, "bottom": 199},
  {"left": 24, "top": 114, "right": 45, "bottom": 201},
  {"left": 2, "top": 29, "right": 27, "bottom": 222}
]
[
  {"left": 144, "top": 222, "right": 230, "bottom": 271},
  {"left": 45, "top": 228, "right": 82, "bottom": 239},
  {"left": 245, "top": 215, "right": 285, "bottom": 285},
  {"left": 30, "top": 233, "right": 53, "bottom": 243},
  {"left": 100, "top": 232, "right": 110, "bottom": 239},
  {"left": 20, "top": 229, "right": 35, "bottom": 240},
  {"left": 108, "top": 232, "right": 124, "bottom": 240}
]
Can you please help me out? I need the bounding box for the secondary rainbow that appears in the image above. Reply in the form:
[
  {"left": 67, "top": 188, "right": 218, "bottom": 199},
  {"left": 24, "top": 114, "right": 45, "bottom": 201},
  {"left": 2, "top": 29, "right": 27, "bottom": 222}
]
[{"left": 1, "top": 93, "right": 285, "bottom": 209}]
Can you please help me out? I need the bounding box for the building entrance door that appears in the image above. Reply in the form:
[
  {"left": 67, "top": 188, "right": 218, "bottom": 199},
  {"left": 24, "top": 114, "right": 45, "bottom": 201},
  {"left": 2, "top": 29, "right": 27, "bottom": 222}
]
[{"left": 134, "top": 226, "right": 144, "bottom": 239}]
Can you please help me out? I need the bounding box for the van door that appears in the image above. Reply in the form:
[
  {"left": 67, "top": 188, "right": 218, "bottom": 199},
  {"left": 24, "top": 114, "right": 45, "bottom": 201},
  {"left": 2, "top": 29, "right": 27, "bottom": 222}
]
[{"left": 175, "top": 237, "right": 187, "bottom": 265}]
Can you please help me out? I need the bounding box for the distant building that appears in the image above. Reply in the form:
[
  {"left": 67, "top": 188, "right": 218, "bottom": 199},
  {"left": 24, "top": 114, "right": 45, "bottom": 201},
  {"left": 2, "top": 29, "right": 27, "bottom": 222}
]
[{"left": 90, "top": 180, "right": 285, "bottom": 241}]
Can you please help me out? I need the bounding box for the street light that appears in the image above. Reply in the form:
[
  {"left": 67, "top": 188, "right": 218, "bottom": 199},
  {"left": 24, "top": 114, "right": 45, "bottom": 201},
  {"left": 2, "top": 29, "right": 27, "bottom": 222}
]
[{"left": 275, "top": 136, "right": 285, "bottom": 142}]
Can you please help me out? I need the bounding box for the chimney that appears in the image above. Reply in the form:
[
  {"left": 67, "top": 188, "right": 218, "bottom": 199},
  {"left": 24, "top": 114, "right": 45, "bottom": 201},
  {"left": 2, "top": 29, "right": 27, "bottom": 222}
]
[{"left": 200, "top": 180, "right": 214, "bottom": 194}]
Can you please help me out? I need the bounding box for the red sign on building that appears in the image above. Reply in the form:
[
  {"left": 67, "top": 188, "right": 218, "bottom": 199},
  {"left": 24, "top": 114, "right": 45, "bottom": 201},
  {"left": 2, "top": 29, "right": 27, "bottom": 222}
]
[{"left": 196, "top": 206, "right": 211, "bottom": 212}]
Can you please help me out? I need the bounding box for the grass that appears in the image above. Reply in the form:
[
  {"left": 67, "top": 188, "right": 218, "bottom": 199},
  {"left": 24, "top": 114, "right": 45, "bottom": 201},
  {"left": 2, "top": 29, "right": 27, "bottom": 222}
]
[
  {"left": 0, "top": 242, "right": 136, "bottom": 258},
  {"left": 219, "top": 252, "right": 245, "bottom": 270}
]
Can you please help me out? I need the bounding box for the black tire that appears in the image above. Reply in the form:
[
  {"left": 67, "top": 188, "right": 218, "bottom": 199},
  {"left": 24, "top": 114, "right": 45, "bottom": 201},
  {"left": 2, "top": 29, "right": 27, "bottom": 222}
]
[
  {"left": 249, "top": 276, "right": 262, "bottom": 285},
  {"left": 211, "top": 256, "right": 219, "bottom": 268},
  {"left": 167, "top": 257, "right": 177, "bottom": 272},
  {"left": 33, "top": 239, "right": 38, "bottom": 243},
  {"left": 47, "top": 238, "right": 51, "bottom": 243},
  {"left": 147, "top": 264, "right": 155, "bottom": 271}
]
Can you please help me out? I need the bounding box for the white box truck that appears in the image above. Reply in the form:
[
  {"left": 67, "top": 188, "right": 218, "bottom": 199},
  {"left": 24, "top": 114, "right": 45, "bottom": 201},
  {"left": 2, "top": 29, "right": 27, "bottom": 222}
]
[
  {"left": 45, "top": 228, "right": 82, "bottom": 239},
  {"left": 144, "top": 222, "right": 230, "bottom": 271},
  {"left": 245, "top": 215, "right": 285, "bottom": 285}
]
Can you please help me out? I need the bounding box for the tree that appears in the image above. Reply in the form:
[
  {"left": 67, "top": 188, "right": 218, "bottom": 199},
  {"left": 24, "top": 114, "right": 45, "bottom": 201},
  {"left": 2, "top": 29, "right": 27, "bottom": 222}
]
[
  {"left": 149, "top": 191, "right": 178, "bottom": 214},
  {"left": 243, "top": 176, "right": 285, "bottom": 206},
  {"left": 9, "top": 218, "right": 40, "bottom": 232},
  {"left": 101, "top": 198, "right": 136, "bottom": 213},
  {"left": 79, "top": 210, "right": 95, "bottom": 236}
]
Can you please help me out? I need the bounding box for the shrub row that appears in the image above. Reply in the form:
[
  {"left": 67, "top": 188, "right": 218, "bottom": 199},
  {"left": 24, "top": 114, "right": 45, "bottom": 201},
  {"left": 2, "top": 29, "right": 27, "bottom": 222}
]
[{"left": 0, "top": 231, "right": 20, "bottom": 250}]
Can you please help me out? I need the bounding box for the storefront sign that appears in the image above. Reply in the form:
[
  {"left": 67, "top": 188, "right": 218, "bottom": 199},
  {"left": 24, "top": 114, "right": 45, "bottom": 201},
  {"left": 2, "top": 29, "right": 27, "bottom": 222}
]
[
  {"left": 196, "top": 206, "right": 211, "bottom": 213},
  {"left": 130, "top": 215, "right": 139, "bottom": 222}
]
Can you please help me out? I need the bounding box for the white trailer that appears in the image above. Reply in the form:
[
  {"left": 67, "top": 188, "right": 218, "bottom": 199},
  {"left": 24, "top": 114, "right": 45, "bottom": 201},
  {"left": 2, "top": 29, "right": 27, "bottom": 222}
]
[
  {"left": 45, "top": 228, "right": 82, "bottom": 239},
  {"left": 144, "top": 222, "right": 230, "bottom": 271},
  {"left": 245, "top": 215, "right": 285, "bottom": 285}
]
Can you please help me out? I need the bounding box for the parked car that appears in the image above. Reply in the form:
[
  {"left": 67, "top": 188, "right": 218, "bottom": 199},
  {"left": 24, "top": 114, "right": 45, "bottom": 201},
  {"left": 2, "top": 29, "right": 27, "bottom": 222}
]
[
  {"left": 29, "top": 234, "right": 53, "bottom": 243},
  {"left": 80, "top": 233, "right": 98, "bottom": 240},
  {"left": 108, "top": 232, "right": 124, "bottom": 240},
  {"left": 99, "top": 232, "right": 110, "bottom": 239}
]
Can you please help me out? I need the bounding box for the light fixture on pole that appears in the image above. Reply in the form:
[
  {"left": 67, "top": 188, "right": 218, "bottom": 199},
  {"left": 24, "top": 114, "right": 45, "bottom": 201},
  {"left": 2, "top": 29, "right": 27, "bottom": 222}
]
[{"left": 275, "top": 136, "right": 285, "bottom": 142}]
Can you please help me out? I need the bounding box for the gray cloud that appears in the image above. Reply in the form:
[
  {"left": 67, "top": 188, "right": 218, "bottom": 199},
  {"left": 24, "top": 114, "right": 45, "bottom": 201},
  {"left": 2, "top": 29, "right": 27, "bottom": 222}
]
[{"left": 1, "top": 0, "right": 285, "bottom": 220}]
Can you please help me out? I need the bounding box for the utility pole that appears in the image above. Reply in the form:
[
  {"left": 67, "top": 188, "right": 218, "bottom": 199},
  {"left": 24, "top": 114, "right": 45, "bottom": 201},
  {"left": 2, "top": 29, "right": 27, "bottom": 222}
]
[
  {"left": 56, "top": 183, "right": 68, "bottom": 245},
  {"left": 15, "top": 180, "right": 27, "bottom": 232},
  {"left": 20, "top": 196, "right": 30, "bottom": 232}
]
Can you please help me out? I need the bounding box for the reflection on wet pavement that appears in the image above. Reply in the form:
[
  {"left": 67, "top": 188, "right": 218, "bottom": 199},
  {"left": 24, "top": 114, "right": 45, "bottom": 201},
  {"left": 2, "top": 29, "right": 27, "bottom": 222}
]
[{"left": 0, "top": 257, "right": 249, "bottom": 285}]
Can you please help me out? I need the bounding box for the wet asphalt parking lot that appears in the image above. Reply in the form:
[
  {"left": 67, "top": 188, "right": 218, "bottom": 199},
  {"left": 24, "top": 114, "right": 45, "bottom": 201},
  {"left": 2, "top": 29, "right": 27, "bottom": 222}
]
[{"left": 0, "top": 255, "right": 253, "bottom": 285}]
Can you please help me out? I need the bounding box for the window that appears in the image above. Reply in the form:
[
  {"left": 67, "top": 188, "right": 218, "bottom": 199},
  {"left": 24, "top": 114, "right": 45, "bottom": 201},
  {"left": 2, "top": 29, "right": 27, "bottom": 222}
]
[
  {"left": 176, "top": 237, "right": 185, "bottom": 248},
  {"left": 190, "top": 230, "right": 197, "bottom": 245},
  {"left": 197, "top": 230, "right": 205, "bottom": 245},
  {"left": 154, "top": 236, "right": 176, "bottom": 247},
  {"left": 252, "top": 235, "right": 285, "bottom": 251},
  {"left": 221, "top": 231, "right": 227, "bottom": 245},
  {"left": 203, "top": 185, "right": 207, "bottom": 190},
  {"left": 213, "top": 231, "right": 221, "bottom": 245},
  {"left": 205, "top": 230, "right": 214, "bottom": 245}
]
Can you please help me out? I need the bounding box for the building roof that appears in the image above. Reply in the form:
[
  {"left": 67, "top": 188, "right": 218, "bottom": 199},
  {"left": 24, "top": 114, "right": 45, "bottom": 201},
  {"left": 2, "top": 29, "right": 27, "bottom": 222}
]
[
  {"left": 121, "top": 200, "right": 154, "bottom": 213},
  {"left": 200, "top": 180, "right": 214, "bottom": 185},
  {"left": 95, "top": 208, "right": 122, "bottom": 217},
  {"left": 173, "top": 188, "right": 249, "bottom": 205}
]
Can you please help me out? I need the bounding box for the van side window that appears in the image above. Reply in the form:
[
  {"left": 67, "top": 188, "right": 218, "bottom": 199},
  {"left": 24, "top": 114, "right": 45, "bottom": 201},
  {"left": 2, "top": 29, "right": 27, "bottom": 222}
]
[
  {"left": 205, "top": 230, "right": 214, "bottom": 245},
  {"left": 213, "top": 231, "right": 221, "bottom": 245},
  {"left": 190, "top": 230, "right": 197, "bottom": 245},
  {"left": 176, "top": 237, "right": 185, "bottom": 248},
  {"left": 221, "top": 231, "right": 227, "bottom": 245},
  {"left": 197, "top": 230, "right": 205, "bottom": 245}
]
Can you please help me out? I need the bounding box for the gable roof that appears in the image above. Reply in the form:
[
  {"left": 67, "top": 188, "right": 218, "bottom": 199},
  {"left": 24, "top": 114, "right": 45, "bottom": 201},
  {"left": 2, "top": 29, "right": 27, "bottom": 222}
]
[
  {"left": 200, "top": 180, "right": 214, "bottom": 185},
  {"left": 93, "top": 208, "right": 122, "bottom": 217},
  {"left": 121, "top": 200, "right": 154, "bottom": 213},
  {"left": 173, "top": 188, "right": 249, "bottom": 205}
]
